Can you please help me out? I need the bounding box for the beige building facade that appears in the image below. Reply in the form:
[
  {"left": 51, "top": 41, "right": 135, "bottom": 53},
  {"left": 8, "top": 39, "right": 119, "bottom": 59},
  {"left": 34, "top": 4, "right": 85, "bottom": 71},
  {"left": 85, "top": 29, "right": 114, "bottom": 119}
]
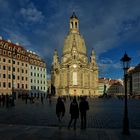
[
  {"left": 0, "top": 39, "right": 29, "bottom": 96},
  {"left": 0, "top": 38, "right": 47, "bottom": 97},
  {"left": 51, "top": 13, "right": 98, "bottom": 96}
]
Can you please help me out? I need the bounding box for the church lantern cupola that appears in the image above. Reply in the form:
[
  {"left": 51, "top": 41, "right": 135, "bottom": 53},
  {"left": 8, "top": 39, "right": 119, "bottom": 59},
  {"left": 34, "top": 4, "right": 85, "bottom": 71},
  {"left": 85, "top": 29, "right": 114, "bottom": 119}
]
[{"left": 70, "top": 12, "right": 79, "bottom": 34}]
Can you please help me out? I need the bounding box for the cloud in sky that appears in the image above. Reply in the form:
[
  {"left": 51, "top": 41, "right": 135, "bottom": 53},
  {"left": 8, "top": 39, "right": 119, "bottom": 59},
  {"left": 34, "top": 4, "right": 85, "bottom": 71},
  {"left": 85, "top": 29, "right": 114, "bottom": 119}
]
[
  {"left": 0, "top": 0, "right": 140, "bottom": 79},
  {"left": 20, "top": 2, "right": 45, "bottom": 23}
]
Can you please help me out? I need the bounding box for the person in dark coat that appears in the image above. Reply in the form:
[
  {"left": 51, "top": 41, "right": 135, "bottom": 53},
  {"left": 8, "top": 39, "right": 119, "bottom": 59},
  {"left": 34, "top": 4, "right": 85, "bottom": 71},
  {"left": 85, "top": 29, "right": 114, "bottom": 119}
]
[
  {"left": 56, "top": 97, "right": 65, "bottom": 123},
  {"left": 79, "top": 96, "right": 89, "bottom": 129},
  {"left": 41, "top": 94, "right": 44, "bottom": 104},
  {"left": 68, "top": 96, "right": 79, "bottom": 130}
]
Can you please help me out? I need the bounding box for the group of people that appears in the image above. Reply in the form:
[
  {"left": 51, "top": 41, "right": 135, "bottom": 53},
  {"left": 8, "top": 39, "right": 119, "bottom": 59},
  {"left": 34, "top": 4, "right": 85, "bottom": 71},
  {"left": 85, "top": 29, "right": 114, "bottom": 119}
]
[
  {"left": 0, "top": 94, "right": 15, "bottom": 107},
  {"left": 18, "top": 93, "right": 52, "bottom": 105},
  {"left": 56, "top": 96, "right": 89, "bottom": 130}
]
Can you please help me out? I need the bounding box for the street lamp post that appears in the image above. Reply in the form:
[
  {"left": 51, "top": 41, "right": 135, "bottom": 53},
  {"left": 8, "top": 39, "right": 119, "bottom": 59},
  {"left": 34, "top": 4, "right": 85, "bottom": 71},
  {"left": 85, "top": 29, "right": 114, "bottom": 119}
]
[{"left": 120, "top": 52, "right": 131, "bottom": 135}]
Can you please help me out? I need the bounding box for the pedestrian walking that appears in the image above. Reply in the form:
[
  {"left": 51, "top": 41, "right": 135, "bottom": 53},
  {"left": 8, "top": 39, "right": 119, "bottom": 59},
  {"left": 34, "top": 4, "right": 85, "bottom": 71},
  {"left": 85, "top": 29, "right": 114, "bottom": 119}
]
[
  {"left": 6, "top": 94, "right": 9, "bottom": 108},
  {"left": 41, "top": 94, "right": 44, "bottom": 104},
  {"left": 68, "top": 96, "right": 79, "bottom": 130},
  {"left": 79, "top": 96, "right": 89, "bottom": 129},
  {"left": 25, "top": 93, "right": 28, "bottom": 104},
  {"left": 56, "top": 97, "right": 65, "bottom": 128},
  {"left": 49, "top": 96, "right": 52, "bottom": 105},
  {"left": 2, "top": 94, "right": 5, "bottom": 107}
]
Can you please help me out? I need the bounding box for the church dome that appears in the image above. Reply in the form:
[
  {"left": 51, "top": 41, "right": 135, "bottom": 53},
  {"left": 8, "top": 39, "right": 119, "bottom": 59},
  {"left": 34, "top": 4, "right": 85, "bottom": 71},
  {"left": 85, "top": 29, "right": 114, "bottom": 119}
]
[
  {"left": 63, "top": 33, "right": 87, "bottom": 55},
  {"left": 62, "top": 13, "right": 87, "bottom": 55}
]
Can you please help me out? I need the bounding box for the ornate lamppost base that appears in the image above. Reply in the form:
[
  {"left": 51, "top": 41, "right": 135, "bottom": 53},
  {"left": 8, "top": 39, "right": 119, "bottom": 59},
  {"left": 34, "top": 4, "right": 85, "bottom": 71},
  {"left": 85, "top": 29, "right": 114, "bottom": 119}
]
[{"left": 123, "top": 114, "right": 130, "bottom": 135}]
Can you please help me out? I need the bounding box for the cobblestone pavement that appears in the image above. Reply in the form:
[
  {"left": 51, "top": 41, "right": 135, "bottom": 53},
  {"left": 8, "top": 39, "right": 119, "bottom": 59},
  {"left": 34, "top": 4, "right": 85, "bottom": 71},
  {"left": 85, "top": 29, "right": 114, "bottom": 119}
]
[
  {"left": 0, "top": 124, "right": 140, "bottom": 140},
  {"left": 0, "top": 97, "right": 140, "bottom": 129}
]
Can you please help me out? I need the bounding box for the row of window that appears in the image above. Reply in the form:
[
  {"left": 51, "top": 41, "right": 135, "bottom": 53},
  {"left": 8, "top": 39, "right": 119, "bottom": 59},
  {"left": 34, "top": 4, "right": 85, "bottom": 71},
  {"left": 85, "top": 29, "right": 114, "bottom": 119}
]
[
  {"left": 133, "top": 73, "right": 140, "bottom": 77},
  {"left": 30, "top": 79, "right": 46, "bottom": 84},
  {"left": 30, "top": 72, "right": 46, "bottom": 78},
  {"left": 0, "top": 65, "right": 28, "bottom": 73},
  {"left": 0, "top": 49, "right": 28, "bottom": 61},
  {"left": 0, "top": 82, "right": 46, "bottom": 90},
  {"left": 0, "top": 74, "right": 46, "bottom": 83},
  {"left": 30, "top": 65, "right": 46, "bottom": 71},
  {"left": 31, "top": 86, "right": 46, "bottom": 90},
  {"left": 133, "top": 83, "right": 140, "bottom": 87},
  {"left": 0, "top": 58, "right": 28, "bottom": 67},
  {"left": 0, "top": 59, "right": 46, "bottom": 71},
  {"left": 0, "top": 74, "right": 28, "bottom": 81},
  {"left": 0, "top": 42, "right": 26, "bottom": 54},
  {"left": 0, "top": 82, "right": 28, "bottom": 89}
]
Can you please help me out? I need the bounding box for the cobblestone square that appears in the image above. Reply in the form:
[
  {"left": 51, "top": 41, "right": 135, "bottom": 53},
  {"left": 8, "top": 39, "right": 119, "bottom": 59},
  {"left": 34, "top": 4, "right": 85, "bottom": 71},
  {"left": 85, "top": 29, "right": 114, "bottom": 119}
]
[{"left": 0, "top": 97, "right": 140, "bottom": 129}]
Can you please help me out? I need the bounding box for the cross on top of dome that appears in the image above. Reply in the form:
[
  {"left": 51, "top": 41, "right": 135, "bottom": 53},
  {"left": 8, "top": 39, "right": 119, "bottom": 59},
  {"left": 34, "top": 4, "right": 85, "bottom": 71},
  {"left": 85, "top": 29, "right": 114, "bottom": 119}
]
[{"left": 70, "top": 12, "right": 78, "bottom": 19}]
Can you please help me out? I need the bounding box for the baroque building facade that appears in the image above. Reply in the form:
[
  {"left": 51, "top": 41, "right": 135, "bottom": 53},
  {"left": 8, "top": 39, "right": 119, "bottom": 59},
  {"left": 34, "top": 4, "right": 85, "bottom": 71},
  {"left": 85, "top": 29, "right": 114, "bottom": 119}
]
[
  {"left": 0, "top": 37, "right": 47, "bottom": 97},
  {"left": 51, "top": 13, "right": 98, "bottom": 96},
  {"left": 28, "top": 50, "right": 47, "bottom": 96}
]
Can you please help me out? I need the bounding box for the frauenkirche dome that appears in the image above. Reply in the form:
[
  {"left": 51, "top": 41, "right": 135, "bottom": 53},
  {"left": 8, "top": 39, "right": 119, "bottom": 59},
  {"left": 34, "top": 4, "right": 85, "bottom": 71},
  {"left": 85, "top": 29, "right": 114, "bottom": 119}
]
[
  {"left": 63, "top": 12, "right": 86, "bottom": 55},
  {"left": 51, "top": 12, "right": 98, "bottom": 96}
]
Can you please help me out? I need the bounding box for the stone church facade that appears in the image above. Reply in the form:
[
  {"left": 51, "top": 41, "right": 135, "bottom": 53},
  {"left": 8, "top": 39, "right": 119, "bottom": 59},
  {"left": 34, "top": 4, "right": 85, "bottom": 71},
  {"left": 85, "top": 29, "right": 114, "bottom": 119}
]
[{"left": 51, "top": 13, "right": 98, "bottom": 96}]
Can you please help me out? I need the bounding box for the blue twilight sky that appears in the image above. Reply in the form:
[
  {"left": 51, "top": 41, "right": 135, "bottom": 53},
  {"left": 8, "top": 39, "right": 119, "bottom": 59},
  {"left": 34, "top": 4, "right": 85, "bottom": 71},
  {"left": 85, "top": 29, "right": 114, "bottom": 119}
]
[{"left": 0, "top": 0, "right": 140, "bottom": 79}]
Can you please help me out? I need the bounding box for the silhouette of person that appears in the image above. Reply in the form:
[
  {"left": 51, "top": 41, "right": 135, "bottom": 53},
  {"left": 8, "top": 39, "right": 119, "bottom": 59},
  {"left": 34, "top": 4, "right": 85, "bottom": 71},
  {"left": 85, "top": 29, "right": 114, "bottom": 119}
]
[
  {"left": 6, "top": 94, "right": 9, "bottom": 108},
  {"left": 2, "top": 94, "right": 5, "bottom": 107},
  {"left": 25, "top": 93, "right": 28, "bottom": 104},
  {"left": 41, "top": 94, "right": 44, "bottom": 104},
  {"left": 79, "top": 96, "right": 89, "bottom": 129},
  {"left": 68, "top": 96, "right": 79, "bottom": 130},
  {"left": 56, "top": 97, "right": 65, "bottom": 126}
]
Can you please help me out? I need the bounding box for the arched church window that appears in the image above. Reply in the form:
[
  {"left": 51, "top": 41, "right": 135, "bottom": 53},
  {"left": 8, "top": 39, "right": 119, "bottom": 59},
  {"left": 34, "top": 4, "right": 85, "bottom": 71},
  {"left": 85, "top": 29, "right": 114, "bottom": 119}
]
[
  {"left": 71, "top": 22, "right": 73, "bottom": 28},
  {"left": 75, "top": 22, "right": 77, "bottom": 28}
]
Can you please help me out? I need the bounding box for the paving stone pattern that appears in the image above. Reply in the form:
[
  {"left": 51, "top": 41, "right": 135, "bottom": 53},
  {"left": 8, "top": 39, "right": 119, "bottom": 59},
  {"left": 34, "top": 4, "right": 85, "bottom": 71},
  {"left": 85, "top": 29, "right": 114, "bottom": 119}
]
[{"left": 0, "top": 98, "right": 140, "bottom": 129}]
